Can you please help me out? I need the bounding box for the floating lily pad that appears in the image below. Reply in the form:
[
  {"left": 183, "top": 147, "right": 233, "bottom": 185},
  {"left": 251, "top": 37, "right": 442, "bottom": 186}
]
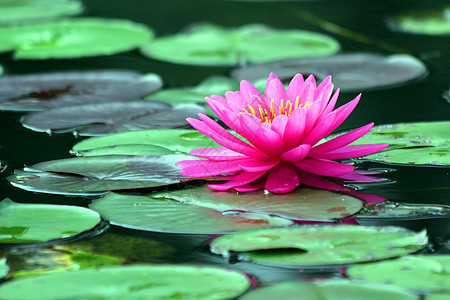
[
  {"left": 348, "top": 121, "right": 450, "bottom": 165},
  {"left": 147, "top": 76, "right": 239, "bottom": 105},
  {"left": 22, "top": 101, "right": 204, "bottom": 136},
  {"left": 0, "top": 199, "right": 101, "bottom": 244},
  {"left": 0, "top": 18, "right": 153, "bottom": 59},
  {"left": 0, "top": 258, "right": 8, "bottom": 278},
  {"left": 75, "top": 144, "right": 176, "bottom": 157},
  {"left": 0, "top": 0, "right": 83, "bottom": 25},
  {"left": 347, "top": 255, "right": 450, "bottom": 294},
  {"left": 141, "top": 23, "right": 340, "bottom": 66},
  {"left": 150, "top": 185, "right": 363, "bottom": 221},
  {"left": 8, "top": 155, "right": 193, "bottom": 196},
  {"left": 73, "top": 129, "right": 221, "bottom": 156},
  {"left": 232, "top": 53, "right": 427, "bottom": 91},
  {"left": 390, "top": 6, "right": 450, "bottom": 35},
  {"left": 0, "top": 71, "right": 162, "bottom": 111},
  {"left": 210, "top": 225, "right": 428, "bottom": 268},
  {"left": 359, "top": 202, "right": 450, "bottom": 219},
  {"left": 0, "top": 264, "right": 251, "bottom": 300},
  {"left": 90, "top": 192, "right": 293, "bottom": 234},
  {"left": 240, "top": 280, "right": 418, "bottom": 300}
]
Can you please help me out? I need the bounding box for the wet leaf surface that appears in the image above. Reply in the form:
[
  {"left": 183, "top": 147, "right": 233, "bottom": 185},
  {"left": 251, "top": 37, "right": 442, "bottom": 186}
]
[
  {"left": 231, "top": 53, "right": 427, "bottom": 91},
  {"left": 347, "top": 255, "right": 450, "bottom": 294},
  {"left": 0, "top": 18, "right": 153, "bottom": 59},
  {"left": 0, "top": 199, "right": 101, "bottom": 244},
  {"left": 0, "top": 264, "right": 251, "bottom": 300},
  {"left": 150, "top": 185, "right": 363, "bottom": 221},
  {"left": 22, "top": 102, "right": 204, "bottom": 136},
  {"left": 210, "top": 225, "right": 428, "bottom": 268},
  {"left": 90, "top": 192, "right": 294, "bottom": 234},
  {"left": 0, "top": 0, "right": 83, "bottom": 25},
  {"left": 346, "top": 121, "right": 450, "bottom": 165},
  {"left": 359, "top": 202, "right": 450, "bottom": 220},
  {"left": 8, "top": 155, "right": 194, "bottom": 195},
  {"left": 240, "top": 280, "right": 418, "bottom": 300},
  {"left": 141, "top": 23, "right": 339, "bottom": 66},
  {"left": 0, "top": 71, "right": 162, "bottom": 111},
  {"left": 0, "top": 257, "right": 8, "bottom": 278},
  {"left": 73, "top": 129, "right": 221, "bottom": 156}
]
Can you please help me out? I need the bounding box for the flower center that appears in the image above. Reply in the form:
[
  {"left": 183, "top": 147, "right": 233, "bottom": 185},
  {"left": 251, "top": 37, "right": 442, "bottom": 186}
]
[{"left": 240, "top": 97, "right": 310, "bottom": 123}]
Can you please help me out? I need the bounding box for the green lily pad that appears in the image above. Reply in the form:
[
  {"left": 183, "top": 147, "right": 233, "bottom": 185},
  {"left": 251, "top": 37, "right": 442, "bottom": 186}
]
[
  {"left": 72, "top": 129, "right": 221, "bottom": 156},
  {"left": 427, "top": 294, "right": 450, "bottom": 300},
  {"left": 0, "top": 71, "right": 162, "bottom": 111},
  {"left": 232, "top": 53, "right": 427, "bottom": 92},
  {"left": 0, "top": 199, "right": 101, "bottom": 244},
  {"left": 358, "top": 202, "right": 450, "bottom": 219},
  {"left": 0, "top": 264, "right": 250, "bottom": 300},
  {"left": 150, "top": 185, "right": 363, "bottom": 221},
  {"left": 342, "top": 121, "right": 450, "bottom": 165},
  {"left": 0, "top": 18, "right": 153, "bottom": 59},
  {"left": 76, "top": 144, "right": 175, "bottom": 157},
  {"left": 147, "top": 76, "right": 239, "bottom": 106},
  {"left": 0, "top": 0, "right": 83, "bottom": 25},
  {"left": 347, "top": 255, "right": 450, "bottom": 294},
  {"left": 8, "top": 155, "right": 194, "bottom": 196},
  {"left": 0, "top": 257, "right": 8, "bottom": 278},
  {"left": 141, "top": 23, "right": 340, "bottom": 66},
  {"left": 391, "top": 6, "right": 450, "bottom": 35},
  {"left": 210, "top": 225, "right": 428, "bottom": 268},
  {"left": 22, "top": 102, "right": 204, "bottom": 136},
  {"left": 240, "top": 280, "right": 418, "bottom": 300},
  {"left": 90, "top": 192, "right": 293, "bottom": 234}
]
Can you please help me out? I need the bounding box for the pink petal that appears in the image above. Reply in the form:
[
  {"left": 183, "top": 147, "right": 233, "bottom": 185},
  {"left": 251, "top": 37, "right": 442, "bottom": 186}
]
[
  {"left": 297, "top": 81, "right": 315, "bottom": 106},
  {"left": 234, "top": 176, "right": 267, "bottom": 192},
  {"left": 271, "top": 114, "right": 289, "bottom": 137},
  {"left": 304, "top": 74, "right": 316, "bottom": 87},
  {"left": 188, "top": 116, "right": 266, "bottom": 158},
  {"left": 280, "top": 144, "right": 311, "bottom": 162},
  {"left": 190, "top": 148, "right": 246, "bottom": 160},
  {"left": 309, "top": 123, "right": 375, "bottom": 157},
  {"left": 342, "top": 190, "right": 387, "bottom": 205},
  {"left": 265, "top": 162, "right": 300, "bottom": 193},
  {"left": 286, "top": 73, "right": 304, "bottom": 101},
  {"left": 314, "top": 143, "right": 389, "bottom": 159},
  {"left": 297, "top": 169, "right": 350, "bottom": 192},
  {"left": 208, "top": 170, "right": 266, "bottom": 191},
  {"left": 283, "top": 107, "right": 306, "bottom": 149},
  {"left": 328, "top": 94, "right": 361, "bottom": 133},
  {"left": 240, "top": 80, "right": 263, "bottom": 103},
  {"left": 265, "top": 76, "right": 287, "bottom": 109},
  {"left": 335, "top": 171, "right": 387, "bottom": 182},
  {"left": 264, "top": 73, "right": 282, "bottom": 106},
  {"left": 238, "top": 159, "right": 279, "bottom": 172},
  {"left": 238, "top": 114, "right": 285, "bottom": 157},
  {"left": 293, "top": 157, "right": 354, "bottom": 177},
  {"left": 301, "top": 111, "right": 336, "bottom": 146},
  {"left": 176, "top": 159, "right": 242, "bottom": 177},
  {"left": 320, "top": 88, "right": 340, "bottom": 118},
  {"left": 314, "top": 75, "right": 332, "bottom": 98}
]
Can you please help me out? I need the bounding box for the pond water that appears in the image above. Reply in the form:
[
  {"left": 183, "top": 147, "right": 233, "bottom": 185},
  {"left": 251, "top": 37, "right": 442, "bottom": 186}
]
[{"left": 0, "top": 0, "right": 449, "bottom": 298}]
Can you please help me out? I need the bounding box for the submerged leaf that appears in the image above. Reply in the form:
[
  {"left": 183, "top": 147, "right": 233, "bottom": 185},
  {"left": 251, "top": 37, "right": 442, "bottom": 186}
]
[
  {"left": 210, "top": 225, "right": 428, "bottom": 267},
  {"left": 0, "top": 0, "right": 83, "bottom": 25},
  {"left": 0, "top": 265, "right": 251, "bottom": 300},
  {"left": 90, "top": 192, "right": 293, "bottom": 234},
  {"left": 0, "top": 199, "right": 101, "bottom": 244},
  {"left": 0, "top": 71, "right": 162, "bottom": 111},
  {"left": 141, "top": 23, "right": 339, "bottom": 66},
  {"left": 359, "top": 202, "right": 450, "bottom": 219},
  {"left": 347, "top": 255, "right": 450, "bottom": 294},
  {"left": 240, "top": 280, "right": 418, "bottom": 300},
  {"left": 22, "top": 102, "right": 204, "bottom": 136},
  {"left": 0, "top": 18, "right": 153, "bottom": 59},
  {"left": 390, "top": 6, "right": 450, "bottom": 35},
  {"left": 8, "top": 155, "right": 194, "bottom": 195},
  {"left": 73, "top": 129, "right": 221, "bottom": 156},
  {"left": 232, "top": 53, "right": 427, "bottom": 91},
  {"left": 347, "top": 121, "right": 450, "bottom": 165}
]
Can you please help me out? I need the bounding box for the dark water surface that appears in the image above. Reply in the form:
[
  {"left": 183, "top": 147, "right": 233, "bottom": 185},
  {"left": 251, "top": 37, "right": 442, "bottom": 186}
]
[{"left": 1, "top": 0, "right": 449, "bottom": 288}]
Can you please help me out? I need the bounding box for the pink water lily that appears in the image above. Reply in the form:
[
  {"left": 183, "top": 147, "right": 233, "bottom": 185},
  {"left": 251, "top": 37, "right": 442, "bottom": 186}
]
[{"left": 176, "top": 73, "right": 389, "bottom": 194}]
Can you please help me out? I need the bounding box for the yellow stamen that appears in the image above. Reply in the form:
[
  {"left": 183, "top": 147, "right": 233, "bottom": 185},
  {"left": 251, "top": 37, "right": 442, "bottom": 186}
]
[
  {"left": 279, "top": 99, "right": 285, "bottom": 115},
  {"left": 258, "top": 105, "right": 265, "bottom": 121},
  {"left": 247, "top": 104, "right": 256, "bottom": 116},
  {"left": 304, "top": 101, "right": 311, "bottom": 108},
  {"left": 294, "top": 96, "right": 300, "bottom": 109}
]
